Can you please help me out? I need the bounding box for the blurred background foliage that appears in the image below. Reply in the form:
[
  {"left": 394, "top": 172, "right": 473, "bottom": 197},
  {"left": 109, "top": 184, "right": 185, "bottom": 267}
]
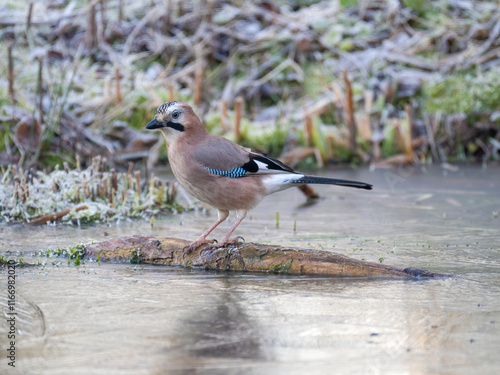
[{"left": 1, "top": 0, "right": 499, "bottom": 171}]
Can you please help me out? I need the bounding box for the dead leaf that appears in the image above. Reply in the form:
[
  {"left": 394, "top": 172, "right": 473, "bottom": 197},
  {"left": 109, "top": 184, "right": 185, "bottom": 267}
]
[{"left": 15, "top": 116, "right": 42, "bottom": 151}]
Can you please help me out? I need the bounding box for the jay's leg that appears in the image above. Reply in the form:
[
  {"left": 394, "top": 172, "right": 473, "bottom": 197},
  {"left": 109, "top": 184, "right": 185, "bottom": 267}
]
[
  {"left": 218, "top": 209, "right": 247, "bottom": 246},
  {"left": 199, "top": 210, "right": 247, "bottom": 254},
  {"left": 184, "top": 209, "right": 229, "bottom": 254}
]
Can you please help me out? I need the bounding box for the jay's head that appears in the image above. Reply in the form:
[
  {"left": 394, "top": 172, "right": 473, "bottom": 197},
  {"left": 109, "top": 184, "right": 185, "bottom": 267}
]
[{"left": 146, "top": 101, "right": 205, "bottom": 142}]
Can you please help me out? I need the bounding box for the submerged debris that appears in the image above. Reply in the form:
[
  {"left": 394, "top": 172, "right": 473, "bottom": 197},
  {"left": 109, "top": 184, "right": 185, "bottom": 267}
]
[{"left": 0, "top": 157, "right": 181, "bottom": 224}]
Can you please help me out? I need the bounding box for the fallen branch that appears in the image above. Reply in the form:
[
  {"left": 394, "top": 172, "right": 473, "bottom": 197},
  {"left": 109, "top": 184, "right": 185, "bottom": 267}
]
[
  {"left": 26, "top": 204, "right": 88, "bottom": 226},
  {"left": 84, "top": 235, "right": 448, "bottom": 278}
]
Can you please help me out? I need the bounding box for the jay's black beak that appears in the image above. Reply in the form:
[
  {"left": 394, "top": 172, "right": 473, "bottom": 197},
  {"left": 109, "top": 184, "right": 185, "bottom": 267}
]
[{"left": 146, "top": 119, "right": 164, "bottom": 130}]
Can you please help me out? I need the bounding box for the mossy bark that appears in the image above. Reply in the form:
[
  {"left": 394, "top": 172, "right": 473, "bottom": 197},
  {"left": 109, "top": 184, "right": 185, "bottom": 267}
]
[{"left": 84, "top": 235, "right": 448, "bottom": 278}]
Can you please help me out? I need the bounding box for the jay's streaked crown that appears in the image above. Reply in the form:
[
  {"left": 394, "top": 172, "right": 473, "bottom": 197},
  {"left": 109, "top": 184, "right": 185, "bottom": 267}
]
[{"left": 146, "top": 101, "right": 186, "bottom": 132}]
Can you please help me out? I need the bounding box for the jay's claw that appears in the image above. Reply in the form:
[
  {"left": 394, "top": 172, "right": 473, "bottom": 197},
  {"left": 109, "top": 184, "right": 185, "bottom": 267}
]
[
  {"left": 183, "top": 239, "right": 217, "bottom": 255},
  {"left": 200, "top": 237, "right": 245, "bottom": 255},
  {"left": 227, "top": 236, "right": 245, "bottom": 244}
]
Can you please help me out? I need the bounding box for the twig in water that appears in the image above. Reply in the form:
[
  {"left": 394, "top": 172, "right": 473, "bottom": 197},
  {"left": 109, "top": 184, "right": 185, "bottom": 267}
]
[{"left": 26, "top": 204, "right": 88, "bottom": 226}]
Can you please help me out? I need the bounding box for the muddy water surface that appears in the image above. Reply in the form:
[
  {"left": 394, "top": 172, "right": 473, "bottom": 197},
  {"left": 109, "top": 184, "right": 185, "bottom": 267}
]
[{"left": 1, "top": 165, "right": 499, "bottom": 374}]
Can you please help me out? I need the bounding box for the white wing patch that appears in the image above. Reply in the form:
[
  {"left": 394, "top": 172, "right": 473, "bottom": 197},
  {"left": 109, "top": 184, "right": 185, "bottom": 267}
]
[
  {"left": 252, "top": 159, "right": 293, "bottom": 174},
  {"left": 255, "top": 160, "right": 270, "bottom": 171}
]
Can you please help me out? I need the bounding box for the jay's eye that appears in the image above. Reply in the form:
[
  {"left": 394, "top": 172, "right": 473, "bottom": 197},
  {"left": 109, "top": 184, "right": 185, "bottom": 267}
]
[{"left": 172, "top": 110, "right": 181, "bottom": 120}]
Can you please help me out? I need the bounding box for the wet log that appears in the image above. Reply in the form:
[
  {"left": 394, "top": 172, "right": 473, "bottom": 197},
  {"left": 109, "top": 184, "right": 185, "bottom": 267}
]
[{"left": 84, "top": 235, "right": 448, "bottom": 278}]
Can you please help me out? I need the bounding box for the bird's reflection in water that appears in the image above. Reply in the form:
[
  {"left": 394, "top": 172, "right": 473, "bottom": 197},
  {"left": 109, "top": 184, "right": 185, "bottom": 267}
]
[{"left": 173, "top": 277, "right": 263, "bottom": 360}]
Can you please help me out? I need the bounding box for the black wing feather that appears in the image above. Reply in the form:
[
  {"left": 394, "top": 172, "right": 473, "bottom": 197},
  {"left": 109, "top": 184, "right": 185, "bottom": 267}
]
[{"left": 242, "top": 153, "right": 296, "bottom": 174}]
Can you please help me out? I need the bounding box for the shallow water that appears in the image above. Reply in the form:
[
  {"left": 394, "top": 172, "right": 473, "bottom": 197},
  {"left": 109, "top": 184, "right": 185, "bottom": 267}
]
[{"left": 1, "top": 165, "right": 499, "bottom": 374}]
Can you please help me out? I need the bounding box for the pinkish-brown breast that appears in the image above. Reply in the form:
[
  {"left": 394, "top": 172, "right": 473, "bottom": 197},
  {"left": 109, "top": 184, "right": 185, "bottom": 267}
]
[{"left": 167, "top": 141, "right": 266, "bottom": 211}]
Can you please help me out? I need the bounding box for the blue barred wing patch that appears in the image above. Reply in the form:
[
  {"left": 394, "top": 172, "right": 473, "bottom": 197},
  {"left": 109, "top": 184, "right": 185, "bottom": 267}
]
[{"left": 204, "top": 166, "right": 247, "bottom": 178}]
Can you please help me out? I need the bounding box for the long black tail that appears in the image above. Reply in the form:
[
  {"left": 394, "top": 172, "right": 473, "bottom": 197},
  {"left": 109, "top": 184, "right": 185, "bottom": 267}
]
[{"left": 294, "top": 175, "right": 373, "bottom": 190}]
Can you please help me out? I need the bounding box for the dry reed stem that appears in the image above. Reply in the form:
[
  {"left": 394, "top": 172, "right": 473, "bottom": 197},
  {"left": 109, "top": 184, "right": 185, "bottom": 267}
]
[
  {"left": 303, "top": 108, "right": 313, "bottom": 147},
  {"left": 94, "top": 155, "right": 101, "bottom": 172},
  {"left": 342, "top": 70, "right": 357, "bottom": 153},
  {"left": 13, "top": 181, "right": 19, "bottom": 206},
  {"left": 23, "top": 184, "right": 29, "bottom": 201},
  {"left": 36, "top": 57, "right": 43, "bottom": 125},
  {"left": 82, "top": 176, "right": 88, "bottom": 197},
  {"left": 118, "top": 0, "right": 123, "bottom": 21},
  {"left": 425, "top": 113, "right": 439, "bottom": 161},
  {"left": 111, "top": 169, "right": 118, "bottom": 190},
  {"left": 161, "top": 0, "right": 172, "bottom": 34},
  {"left": 194, "top": 46, "right": 203, "bottom": 106},
  {"left": 87, "top": 3, "right": 97, "bottom": 50},
  {"left": 106, "top": 175, "right": 111, "bottom": 198},
  {"left": 168, "top": 83, "right": 174, "bottom": 101},
  {"left": 220, "top": 100, "right": 228, "bottom": 131},
  {"left": 234, "top": 96, "right": 243, "bottom": 143},
  {"left": 177, "top": 1, "right": 184, "bottom": 17},
  {"left": 26, "top": 2, "right": 33, "bottom": 31},
  {"left": 115, "top": 65, "right": 122, "bottom": 104},
  {"left": 404, "top": 105, "right": 414, "bottom": 161},
  {"left": 99, "top": 0, "right": 106, "bottom": 39},
  {"left": 7, "top": 43, "right": 15, "bottom": 105},
  {"left": 134, "top": 170, "right": 141, "bottom": 195}
]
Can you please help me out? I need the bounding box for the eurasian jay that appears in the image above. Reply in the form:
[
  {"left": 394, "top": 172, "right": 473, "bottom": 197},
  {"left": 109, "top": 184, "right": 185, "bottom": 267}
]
[{"left": 146, "top": 101, "right": 372, "bottom": 252}]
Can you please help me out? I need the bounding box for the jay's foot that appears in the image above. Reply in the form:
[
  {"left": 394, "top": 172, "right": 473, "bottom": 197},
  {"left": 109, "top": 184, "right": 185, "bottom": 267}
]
[
  {"left": 183, "top": 239, "right": 217, "bottom": 255},
  {"left": 200, "top": 236, "right": 245, "bottom": 255}
]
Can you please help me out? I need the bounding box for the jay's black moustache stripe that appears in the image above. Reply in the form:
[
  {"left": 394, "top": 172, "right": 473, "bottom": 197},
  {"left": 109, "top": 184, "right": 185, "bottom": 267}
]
[
  {"left": 166, "top": 121, "right": 185, "bottom": 132},
  {"left": 145, "top": 118, "right": 184, "bottom": 131}
]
